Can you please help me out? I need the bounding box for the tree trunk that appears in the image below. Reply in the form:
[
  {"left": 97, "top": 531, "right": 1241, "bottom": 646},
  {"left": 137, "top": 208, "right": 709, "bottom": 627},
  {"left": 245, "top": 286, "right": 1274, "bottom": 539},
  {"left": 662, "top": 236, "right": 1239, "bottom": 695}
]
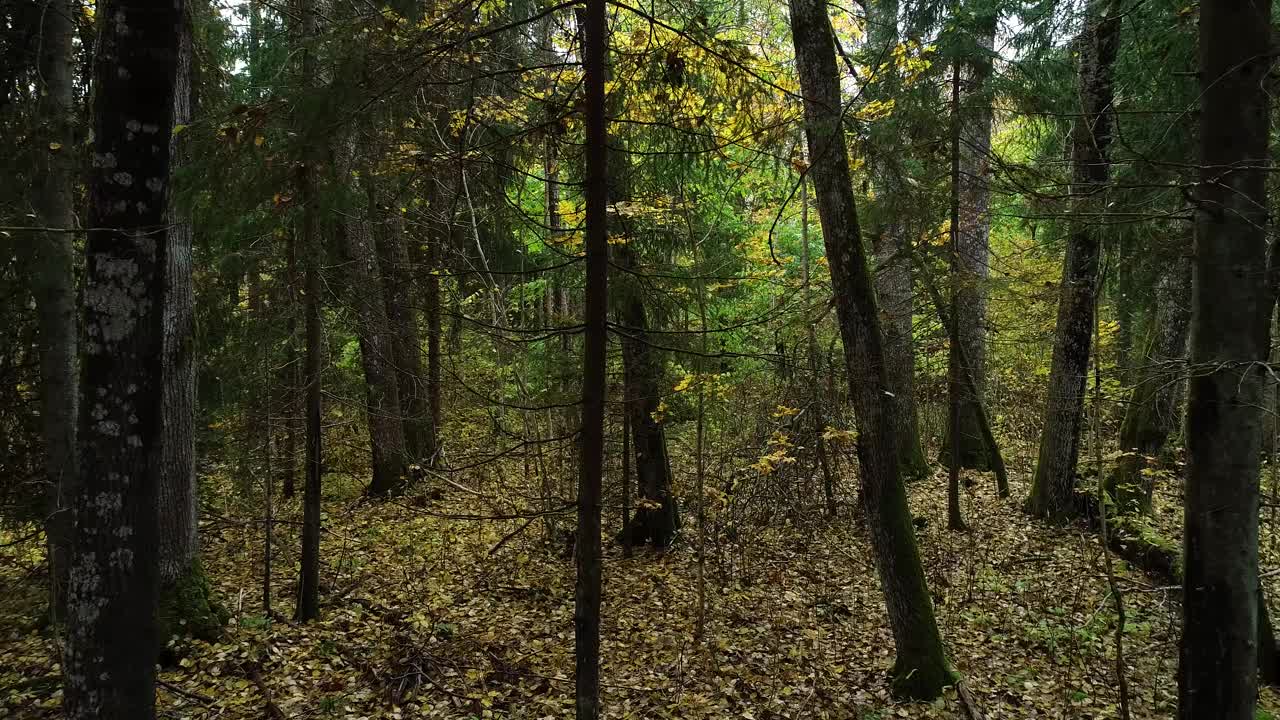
[
  {"left": 63, "top": 0, "right": 183, "bottom": 713},
  {"left": 157, "top": 11, "right": 223, "bottom": 645},
  {"left": 943, "top": 19, "right": 996, "bottom": 471},
  {"left": 867, "top": 0, "right": 927, "bottom": 481},
  {"left": 610, "top": 76, "right": 678, "bottom": 547},
  {"left": 1179, "top": 0, "right": 1273, "bottom": 716},
  {"left": 25, "top": 0, "right": 78, "bottom": 626},
  {"left": 337, "top": 140, "right": 408, "bottom": 496},
  {"left": 376, "top": 200, "right": 431, "bottom": 462},
  {"left": 947, "top": 50, "right": 967, "bottom": 532},
  {"left": 294, "top": 0, "right": 322, "bottom": 624},
  {"left": 616, "top": 244, "right": 681, "bottom": 549},
  {"left": 1106, "top": 252, "right": 1191, "bottom": 516},
  {"left": 574, "top": 2, "right": 606, "bottom": 716},
  {"left": 1028, "top": 0, "right": 1121, "bottom": 522},
  {"left": 789, "top": 0, "right": 954, "bottom": 699}
]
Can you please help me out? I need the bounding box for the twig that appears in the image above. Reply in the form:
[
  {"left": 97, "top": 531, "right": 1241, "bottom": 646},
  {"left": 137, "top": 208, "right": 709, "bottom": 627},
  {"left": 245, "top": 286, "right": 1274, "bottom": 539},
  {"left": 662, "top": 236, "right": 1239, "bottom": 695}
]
[
  {"left": 157, "top": 678, "right": 216, "bottom": 706},
  {"left": 956, "top": 680, "right": 986, "bottom": 720},
  {"left": 487, "top": 514, "right": 540, "bottom": 556},
  {"left": 245, "top": 662, "right": 287, "bottom": 720}
]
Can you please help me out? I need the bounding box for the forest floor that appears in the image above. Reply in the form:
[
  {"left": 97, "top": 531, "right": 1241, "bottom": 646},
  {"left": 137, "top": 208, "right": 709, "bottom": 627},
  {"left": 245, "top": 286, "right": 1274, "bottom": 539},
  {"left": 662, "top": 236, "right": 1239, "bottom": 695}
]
[{"left": 5, "top": 455, "right": 1280, "bottom": 719}]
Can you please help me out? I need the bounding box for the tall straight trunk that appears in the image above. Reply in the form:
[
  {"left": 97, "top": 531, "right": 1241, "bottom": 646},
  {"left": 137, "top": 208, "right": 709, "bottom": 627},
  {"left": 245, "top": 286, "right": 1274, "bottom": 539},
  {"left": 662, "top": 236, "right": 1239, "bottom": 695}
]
[
  {"left": 1028, "top": 0, "right": 1121, "bottom": 522},
  {"left": 945, "top": 20, "right": 997, "bottom": 470},
  {"left": 26, "top": 0, "right": 78, "bottom": 625},
  {"left": 337, "top": 142, "right": 408, "bottom": 496},
  {"left": 1179, "top": 0, "right": 1273, "bottom": 716},
  {"left": 294, "top": 0, "right": 322, "bottom": 624},
  {"left": 789, "top": 0, "right": 954, "bottom": 699},
  {"left": 867, "top": 0, "right": 927, "bottom": 481},
  {"left": 801, "top": 176, "right": 837, "bottom": 514},
  {"left": 946, "top": 51, "right": 966, "bottom": 532},
  {"left": 1106, "top": 252, "right": 1191, "bottom": 516},
  {"left": 617, "top": 244, "right": 680, "bottom": 549},
  {"left": 574, "top": 2, "right": 607, "bottom": 717},
  {"left": 63, "top": 0, "right": 182, "bottom": 713},
  {"left": 376, "top": 201, "right": 430, "bottom": 462},
  {"left": 282, "top": 227, "right": 300, "bottom": 498},
  {"left": 157, "top": 11, "right": 222, "bottom": 643},
  {"left": 1114, "top": 243, "right": 1135, "bottom": 386}
]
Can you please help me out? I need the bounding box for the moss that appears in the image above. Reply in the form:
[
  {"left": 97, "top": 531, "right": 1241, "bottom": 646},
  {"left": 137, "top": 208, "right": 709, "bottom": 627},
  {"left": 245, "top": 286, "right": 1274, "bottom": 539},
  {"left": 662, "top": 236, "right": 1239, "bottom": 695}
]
[
  {"left": 158, "top": 556, "right": 228, "bottom": 650},
  {"left": 900, "top": 439, "right": 930, "bottom": 482},
  {"left": 889, "top": 655, "right": 960, "bottom": 701}
]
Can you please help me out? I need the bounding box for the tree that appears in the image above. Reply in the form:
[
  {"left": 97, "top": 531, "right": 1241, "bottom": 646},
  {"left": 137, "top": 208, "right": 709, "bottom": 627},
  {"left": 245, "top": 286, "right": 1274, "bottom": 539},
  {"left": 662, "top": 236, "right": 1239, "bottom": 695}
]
[
  {"left": 866, "top": 0, "right": 928, "bottom": 481},
  {"left": 63, "top": 0, "right": 183, "bottom": 714},
  {"left": 789, "top": 0, "right": 955, "bottom": 698},
  {"left": 336, "top": 137, "right": 409, "bottom": 497},
  {"left": 295, "top": 0, "right": 323, "bottom": 624},
  {"left": 157, "top": 4, "right": 224, "bottom": 644},
  {"left": 616, "top": 242, "right": 681, "bottom": 549},
  {"left": 1027, "top": 0, "right": 1121, "bottom": 522},
  {"left": 1106, "top": 250, "right": 1190, "bottom": 517},
  {"left": 24, "top": 0, "right": 78, "bottom": 625},
  {"left": 1178, "top": 0, "right": 1273, "bottom": 715},
  {"left": 943, "top": 1, "right": 997, "bottom": 471},
  {"left": 375, "top": 200, "right": 431, "bottom": 462},
  {"left": 574, "top": 0, "right": 607, "bottom": 716}
]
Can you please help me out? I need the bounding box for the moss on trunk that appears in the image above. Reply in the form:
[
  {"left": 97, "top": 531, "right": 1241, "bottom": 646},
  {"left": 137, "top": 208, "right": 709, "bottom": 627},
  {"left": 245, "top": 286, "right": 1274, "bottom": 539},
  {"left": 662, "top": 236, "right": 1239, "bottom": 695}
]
[{"left": 158, "top": 557, "right": 228, "bottom": 648}]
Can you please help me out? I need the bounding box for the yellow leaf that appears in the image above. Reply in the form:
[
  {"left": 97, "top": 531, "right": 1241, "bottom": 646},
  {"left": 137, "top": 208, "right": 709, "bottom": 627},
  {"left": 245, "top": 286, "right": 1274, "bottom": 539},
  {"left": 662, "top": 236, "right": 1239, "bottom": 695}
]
[
  {"left": 254, "top": 135, "right": 265, "bottom": 147},
  {"left": 47, "top": 142, "right": 62, "bottom": 151}
]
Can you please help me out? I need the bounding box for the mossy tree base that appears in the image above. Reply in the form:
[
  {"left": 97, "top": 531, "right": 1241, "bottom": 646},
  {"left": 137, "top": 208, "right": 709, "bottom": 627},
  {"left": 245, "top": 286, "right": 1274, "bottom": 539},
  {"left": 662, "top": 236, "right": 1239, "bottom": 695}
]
[
  {"left": 889, "top": 655, "right": 960, "bottom": 701},
  {"left": 158, "top": 557, "right": 229, "bottom": 652},
  {"left": 900, "top": 441, "right": 930, "bottom": 482}
]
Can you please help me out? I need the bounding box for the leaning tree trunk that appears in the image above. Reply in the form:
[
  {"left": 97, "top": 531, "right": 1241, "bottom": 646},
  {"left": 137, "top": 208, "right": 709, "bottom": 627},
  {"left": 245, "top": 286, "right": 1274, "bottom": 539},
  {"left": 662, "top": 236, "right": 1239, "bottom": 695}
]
[
  {"left": 157, "top": 11, "right": 223, "bottom": 645},
  {"left": 616, "top": 246, "right": 680, "bottom": 548},
  {"left": 943, "top": 19, "right": 996, "bottom": 470},
  {"left": 1179, "top": 0, "right": 1273, "bottom": 716},
  {"left": 790, "top": 0, "right": 954, "bottom": 699},
  {"left": 1028, "top": 0, "right": 1121, "bottom": 522},
  {"left": 1105, "top": 251, "right": 1191, "bottom": 517},
  {"left": 337, "top": 140, "right": 408, "bottom": 496},
  {"left": 63, "top": 0, "right": 182, "bottom": 713},
  {"left": 25, "top": 0, "right": 79, "bottom": 626}
]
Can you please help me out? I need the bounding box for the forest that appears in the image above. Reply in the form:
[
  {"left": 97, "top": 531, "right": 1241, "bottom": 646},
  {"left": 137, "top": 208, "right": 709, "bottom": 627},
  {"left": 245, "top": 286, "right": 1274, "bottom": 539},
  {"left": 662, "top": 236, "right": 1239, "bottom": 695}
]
[{"left": 1, "top": 0, "right": 1277, "bottom": 716}]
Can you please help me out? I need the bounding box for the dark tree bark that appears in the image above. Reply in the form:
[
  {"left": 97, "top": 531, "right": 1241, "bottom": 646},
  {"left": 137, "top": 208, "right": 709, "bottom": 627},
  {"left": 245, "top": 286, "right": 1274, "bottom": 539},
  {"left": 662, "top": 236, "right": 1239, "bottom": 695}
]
[
  {"left": 943, "top": 17, "right": 997, "bottom": 471},
  {"left": 1106, "top": 252, "right": 1191, "bottom": 517},
  {"left": 946, "top": 51, "right": 966, "bottom": 532},
  {"left": 63, "top": 0, "right": 183, "bottom": 713},
  {"left": 295, "top": 0, "right": 322, "bottom": 624},
  {"left": 376, "top": 200, "right": 431, "bottom": 462},
  {"left": 157, "top": 10, "right": 223, "bottom": 644},
  {"left": 574, "top": 2, "right": 606, "bottom": 717},
  {"left": 415, "top": 188, "right": 444, "bottom": 468},
  {"left": 1028, "top": 0, "right": 1121, "bottom": 522},
  {"left": 1179, "top": 0, "right": 1273, "bottom": 716},
  {"left": 337, "top": 140, "right": 408, "bottom": 497},
  {"left": 616, "top": 245, "right": 680, "bottom": 549},
  {"left": 867, "top": 0, "right": 927, "bottom": 481},
  {"left": 801, "top": 176, "right": 838, "bottom": 514},
  {"left": 610, "top": 92, "right": 678, "bottom": 548},
  {"left": 25, "top": 0, "right": 78, "bottom": 626},
  {"left": 789, "top": 0, "right": 954, "bottom": 699}
]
